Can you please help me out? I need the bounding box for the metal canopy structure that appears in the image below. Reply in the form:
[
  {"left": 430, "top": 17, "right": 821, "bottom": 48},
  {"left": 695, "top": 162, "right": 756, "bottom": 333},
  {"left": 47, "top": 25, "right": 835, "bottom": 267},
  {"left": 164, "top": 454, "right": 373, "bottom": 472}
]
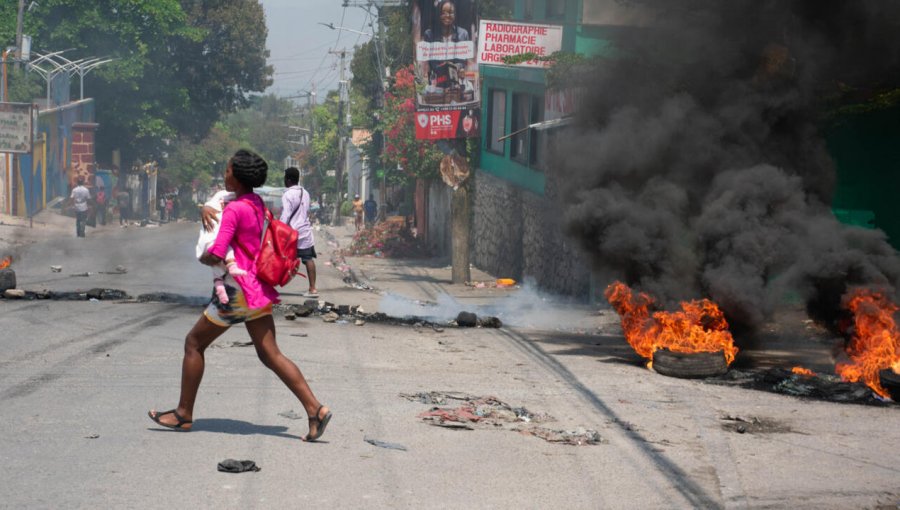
[{"left": 27, "top": 50, "right": 115, "bottom": 106}]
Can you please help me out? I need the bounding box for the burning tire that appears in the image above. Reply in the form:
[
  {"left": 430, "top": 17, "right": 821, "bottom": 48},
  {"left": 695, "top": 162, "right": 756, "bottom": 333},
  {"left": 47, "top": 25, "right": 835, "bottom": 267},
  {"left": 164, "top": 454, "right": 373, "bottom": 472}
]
[
  {"left": 0, "top": 268, "right": 15, "bottom": 292},
  {"left": 651, "top": 349, "right": 728, "bottom": 379},
  {"left": 879, "top": 370, "right": 900, "bottom": 401}
]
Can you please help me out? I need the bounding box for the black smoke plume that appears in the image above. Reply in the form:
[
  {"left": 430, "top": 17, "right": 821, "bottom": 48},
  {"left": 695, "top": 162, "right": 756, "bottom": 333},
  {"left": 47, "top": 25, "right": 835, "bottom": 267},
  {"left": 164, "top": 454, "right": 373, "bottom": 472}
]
[{"left": 558, "top": 1, "right": 900, "bottom": 332}]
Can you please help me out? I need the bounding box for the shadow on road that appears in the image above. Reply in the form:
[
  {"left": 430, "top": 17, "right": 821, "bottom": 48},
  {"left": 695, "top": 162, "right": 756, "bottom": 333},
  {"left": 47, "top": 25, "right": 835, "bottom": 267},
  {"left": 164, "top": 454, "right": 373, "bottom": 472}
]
[{"left": 185, "top": 418, "right": 302, "bottom": 440}]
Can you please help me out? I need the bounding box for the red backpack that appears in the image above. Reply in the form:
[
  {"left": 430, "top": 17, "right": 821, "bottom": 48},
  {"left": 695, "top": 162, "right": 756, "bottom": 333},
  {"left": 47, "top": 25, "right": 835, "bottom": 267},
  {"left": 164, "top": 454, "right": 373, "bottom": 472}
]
[{"left": 237, "top": 200, "right": 303, "bottom": 287}]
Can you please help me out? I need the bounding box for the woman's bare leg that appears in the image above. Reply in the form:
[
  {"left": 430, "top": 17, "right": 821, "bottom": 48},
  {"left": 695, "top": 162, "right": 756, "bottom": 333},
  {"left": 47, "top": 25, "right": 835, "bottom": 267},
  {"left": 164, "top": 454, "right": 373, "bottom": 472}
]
[
  {"left": 245, "top": 315, "right": 329, "bottom": 437},
  {"left": 150, "top": 314, "right": 228, "bottom": 427}
]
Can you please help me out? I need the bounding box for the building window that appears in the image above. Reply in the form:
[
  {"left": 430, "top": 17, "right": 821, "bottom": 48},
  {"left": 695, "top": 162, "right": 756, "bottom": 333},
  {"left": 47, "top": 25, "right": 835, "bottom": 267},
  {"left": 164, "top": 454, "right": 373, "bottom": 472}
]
[
  {"left": 522, "top": 0, "right": 534, "bottom": 20},
  {"left": 488, "top": 89, "right": 506, "bottom": 154},
  {"left": 511, "top": 92, "right": 530, "bottom": 163},
  {"left": 530, "top": 95, "right": 546, "bottom": 169},
  {"left": 546, "top": 0, "right": 565, "bottom": 19},
  {"left": 508, "top": 92, "right": 546, "bottom": 169}
]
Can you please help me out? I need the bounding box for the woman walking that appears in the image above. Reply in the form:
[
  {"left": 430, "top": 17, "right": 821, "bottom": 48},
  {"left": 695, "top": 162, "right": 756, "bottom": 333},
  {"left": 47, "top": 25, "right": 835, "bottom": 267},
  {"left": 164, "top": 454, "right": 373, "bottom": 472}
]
[{"left": 148, "top": 149, "right": 331, "bottom": 441}]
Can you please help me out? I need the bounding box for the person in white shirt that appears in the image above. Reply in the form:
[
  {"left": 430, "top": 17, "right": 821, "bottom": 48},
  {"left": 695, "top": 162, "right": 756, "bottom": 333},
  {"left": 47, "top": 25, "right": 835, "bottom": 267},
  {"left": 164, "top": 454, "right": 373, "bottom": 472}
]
[
  {"left": 69, "top": 177, "right": 91, "bottom": 238},
  {"left": 281, "top": 167, "right": 318, "bottom": 298}
]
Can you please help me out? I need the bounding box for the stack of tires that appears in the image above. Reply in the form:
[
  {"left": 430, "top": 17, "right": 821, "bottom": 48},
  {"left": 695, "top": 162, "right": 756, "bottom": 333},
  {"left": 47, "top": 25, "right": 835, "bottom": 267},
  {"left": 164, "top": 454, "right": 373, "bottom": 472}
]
[
  {"left": 0, "top": 268, "right": 16, "bottom": 293},
  {"left": 652, "top": 349, "right": 728, "bottom": 378}
]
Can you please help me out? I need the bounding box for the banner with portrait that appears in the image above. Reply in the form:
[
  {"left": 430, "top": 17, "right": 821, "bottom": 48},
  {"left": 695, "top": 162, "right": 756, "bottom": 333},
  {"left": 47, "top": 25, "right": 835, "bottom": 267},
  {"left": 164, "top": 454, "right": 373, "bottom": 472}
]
[{"left": 412, "top": 0, "right": 480, "bottom": 140}]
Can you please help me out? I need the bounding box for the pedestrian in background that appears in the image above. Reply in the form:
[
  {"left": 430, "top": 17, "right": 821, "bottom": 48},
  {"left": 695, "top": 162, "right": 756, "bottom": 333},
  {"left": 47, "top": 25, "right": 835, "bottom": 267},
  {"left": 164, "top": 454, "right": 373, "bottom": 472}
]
[
  {"left": 352, "top": 193, "right": 364, "bottom": 232},
  {"left": 69, "top": 177, "right": 91, "bottom": 238},
  {"left": 165, "top": 196, "right": 174, "bottom": 222},
  {"left": 116, "top": 189, "right": 130, "bottom": 225},
  {"left": 96, "top": 185, "right": 107, "bottom": 226},
  {"left": 364, "top": 193, "right": 377, "bottom": 228},
  {"left": 158, "top": 196, "right": 167, "bottom": 222},
  {"left": 281, "top": 167, "right": 319, "bottom": 298},
  {"left": 148, "top": 150, "right": 331, "bottom": 442}
]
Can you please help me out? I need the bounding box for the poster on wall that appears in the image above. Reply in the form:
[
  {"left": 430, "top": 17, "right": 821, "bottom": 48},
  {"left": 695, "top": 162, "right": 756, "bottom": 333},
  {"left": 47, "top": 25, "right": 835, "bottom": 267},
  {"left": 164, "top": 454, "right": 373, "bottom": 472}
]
[
  {"left": 477, "top": 20, "right": 563, "bottom": 68},
  {"left": 412, "top": 0, "right": 480, "bottom": 140},
  {"left": 0, "top": 102, "right": 34, "bottom": 153}
]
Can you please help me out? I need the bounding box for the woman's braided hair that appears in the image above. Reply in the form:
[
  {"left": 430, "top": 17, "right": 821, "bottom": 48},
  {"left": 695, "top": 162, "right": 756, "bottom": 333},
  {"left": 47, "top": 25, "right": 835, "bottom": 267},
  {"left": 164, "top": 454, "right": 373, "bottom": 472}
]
[{"left": 229, "top": 149, "right": 268, "bottom": 188}]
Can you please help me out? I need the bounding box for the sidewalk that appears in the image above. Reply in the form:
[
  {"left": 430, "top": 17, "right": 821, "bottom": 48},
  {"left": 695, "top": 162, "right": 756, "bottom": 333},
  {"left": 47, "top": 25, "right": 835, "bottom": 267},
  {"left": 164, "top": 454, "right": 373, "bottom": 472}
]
[{"left": 301, "top": 218, "right": 611, "bottom": 333}]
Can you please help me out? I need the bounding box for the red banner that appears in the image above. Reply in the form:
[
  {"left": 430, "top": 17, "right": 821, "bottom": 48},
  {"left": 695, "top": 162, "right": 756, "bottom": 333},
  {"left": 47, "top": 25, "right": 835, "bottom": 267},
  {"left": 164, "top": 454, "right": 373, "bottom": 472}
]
[{"left": 415, "top": 109, "right": 480, "bottom": 140}]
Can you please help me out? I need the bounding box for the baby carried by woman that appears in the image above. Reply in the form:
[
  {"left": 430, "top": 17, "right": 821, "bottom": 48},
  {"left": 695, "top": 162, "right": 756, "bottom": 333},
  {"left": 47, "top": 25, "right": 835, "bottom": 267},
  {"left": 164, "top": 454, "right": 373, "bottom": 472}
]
[{"left": 196, "top": 190, "right": 247, "bottom": 304}]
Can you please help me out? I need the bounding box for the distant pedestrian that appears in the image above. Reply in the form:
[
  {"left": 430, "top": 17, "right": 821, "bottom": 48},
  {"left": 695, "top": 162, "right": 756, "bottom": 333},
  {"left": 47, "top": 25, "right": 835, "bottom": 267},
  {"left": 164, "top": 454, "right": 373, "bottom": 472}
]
[
  {"left": 96, "top": 186, "right": 107, "bottom": 226},
  {"left": 166, "top": 197, "right": 174, "bottom": 222},
  {"left": 281, "top": 167, "right": 318, "bottom": 298},
  {"left": 69, "top": 177, "right": 91, "bottom": 238},
  {"left": 364, "top": 193, "right": 377, "bottom": 227},
  {"left": 159, "top": 196, "right": 167, "bottom": 222},
  {"left": 149, "top": 149, "right": 331, "bottom": 441},
  {"left": 352, "top": 193, "right": 364, "bottom": 232},
  {"left": 172, "top": 195, "right": 180, "bottom": 221},
  {"left": 116, "top": 190, "right": 130, "bottom": 225}
]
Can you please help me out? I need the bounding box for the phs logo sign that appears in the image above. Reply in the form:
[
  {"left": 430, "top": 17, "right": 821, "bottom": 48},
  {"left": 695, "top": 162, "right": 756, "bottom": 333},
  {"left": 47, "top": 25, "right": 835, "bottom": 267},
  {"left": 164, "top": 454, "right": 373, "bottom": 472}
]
[{"left": 415, "top": 110, "right": 461, "bottom": 140}]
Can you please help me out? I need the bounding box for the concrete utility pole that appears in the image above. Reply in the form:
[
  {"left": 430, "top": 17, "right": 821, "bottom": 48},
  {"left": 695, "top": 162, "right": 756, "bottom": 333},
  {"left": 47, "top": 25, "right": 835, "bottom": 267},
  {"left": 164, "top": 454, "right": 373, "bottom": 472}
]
[
  {"left": 15, "top": 0, "right": 25, "bottom": 69},
  {"left": 329, "top": 49, "right": 348, "bottom": 226},
  {"left": 342, "top": 0, "right": 400, "bottom": 220},
  {"left": 451, "top": 180, "right": 471, "bottom": 283}
]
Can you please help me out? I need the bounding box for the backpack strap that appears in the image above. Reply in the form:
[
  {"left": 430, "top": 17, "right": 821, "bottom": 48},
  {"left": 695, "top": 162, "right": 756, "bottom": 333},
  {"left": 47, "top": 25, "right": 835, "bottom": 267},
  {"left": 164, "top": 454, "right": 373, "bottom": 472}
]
[
  {"left": 285, "top": 187, "right": 303, "bottom": 226},
  {"left": 232, "top": 196, "right": 269, "bottom": 262}
]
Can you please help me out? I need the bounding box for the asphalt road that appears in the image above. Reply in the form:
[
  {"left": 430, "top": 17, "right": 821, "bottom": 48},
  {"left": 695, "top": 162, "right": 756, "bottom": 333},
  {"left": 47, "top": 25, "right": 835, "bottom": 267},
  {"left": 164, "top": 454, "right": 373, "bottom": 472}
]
[{"left": 1, "top": 216, "right": 898, "bottom": 509}]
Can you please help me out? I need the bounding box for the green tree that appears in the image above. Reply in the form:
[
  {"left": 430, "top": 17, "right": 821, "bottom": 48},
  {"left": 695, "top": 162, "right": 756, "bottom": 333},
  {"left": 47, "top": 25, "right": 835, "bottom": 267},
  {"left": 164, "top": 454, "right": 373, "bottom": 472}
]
[
  {"left": 13, "top": 0, "right": 271, "bottom": 168},
  {"left": 163, "top": 93, "right": 298, "bottom": 188},
  {"left": 306, "top": 91, "right": 341, "bottom": 204},
  {"left": 165, "top": 122, "right": 239, "bottom": 188}
]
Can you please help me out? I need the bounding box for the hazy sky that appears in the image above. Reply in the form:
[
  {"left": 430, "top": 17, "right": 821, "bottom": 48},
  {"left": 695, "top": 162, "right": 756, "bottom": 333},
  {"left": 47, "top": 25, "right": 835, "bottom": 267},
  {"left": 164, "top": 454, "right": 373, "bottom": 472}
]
[{"left": 259, "top": 0, "right": 371, "bottom": 100}]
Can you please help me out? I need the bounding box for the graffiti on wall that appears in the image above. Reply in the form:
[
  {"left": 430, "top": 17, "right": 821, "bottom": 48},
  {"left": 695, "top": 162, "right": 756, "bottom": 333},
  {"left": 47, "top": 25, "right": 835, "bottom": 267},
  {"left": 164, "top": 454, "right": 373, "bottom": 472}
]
[{"left": 9, "top": 99, "right": 95, "bottom": 217}]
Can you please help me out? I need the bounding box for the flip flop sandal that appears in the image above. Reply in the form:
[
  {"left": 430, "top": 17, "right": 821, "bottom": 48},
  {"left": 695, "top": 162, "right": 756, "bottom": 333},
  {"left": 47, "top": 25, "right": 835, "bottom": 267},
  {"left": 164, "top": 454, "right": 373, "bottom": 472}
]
[
  {"left": 305, "top": 405, "right": 332, "bottom": 442},
  {"left": 148, "top": 409, "right": 192, "bottom": 431}
]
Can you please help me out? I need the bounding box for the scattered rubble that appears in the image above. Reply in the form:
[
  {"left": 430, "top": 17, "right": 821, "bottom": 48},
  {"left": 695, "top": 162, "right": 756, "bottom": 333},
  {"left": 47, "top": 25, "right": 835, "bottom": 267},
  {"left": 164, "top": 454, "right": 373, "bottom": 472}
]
[
  {"left": 705, "top": 367, "right": 897, "bottom": 406},
  {"left": 345, "top": 219, "right": 429, "bottom": 258},
  {"left": 719, "top": 414, "right": 795, "bottom": 434},
  {"left": 135, "top": 293, "right": 208, "bottom": 305},
  {"left": 402, "top": 391, "right": 604, "bottom": 446},
  {"left": 364, "top": 437, "right": 408, "bottom": 451},
  {"left": 456, "top": 311, "right": 477, "bottom": 327},
  {"left": 278, "top": 409, "right": 305, "bottom": 420},
  {"left": 87, "top": 288, "right": 128, "bottom": 300}
]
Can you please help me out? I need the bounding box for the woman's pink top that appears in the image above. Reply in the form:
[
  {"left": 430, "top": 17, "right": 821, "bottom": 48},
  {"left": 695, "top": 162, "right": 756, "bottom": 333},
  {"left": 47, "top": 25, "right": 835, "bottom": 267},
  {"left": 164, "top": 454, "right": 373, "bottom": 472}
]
[{"left": 208, "top": 193, "right": 280, "bottom": 309}]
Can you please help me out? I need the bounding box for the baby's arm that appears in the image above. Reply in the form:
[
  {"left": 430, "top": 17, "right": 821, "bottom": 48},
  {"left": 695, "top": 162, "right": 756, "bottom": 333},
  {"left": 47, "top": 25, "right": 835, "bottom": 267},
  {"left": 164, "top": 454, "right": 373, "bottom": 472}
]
[{"left": 224, "top": 247, "right": 246, "bottom": 276}]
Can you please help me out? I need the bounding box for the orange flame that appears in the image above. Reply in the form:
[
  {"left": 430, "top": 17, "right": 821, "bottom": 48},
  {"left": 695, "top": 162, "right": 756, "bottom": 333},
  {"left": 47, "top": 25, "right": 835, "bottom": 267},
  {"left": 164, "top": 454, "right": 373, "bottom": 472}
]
[
  {"left": 0, "top": 256, "right": 11, "bottom": 270},
  {"left": 604, "top": 281, "right": 738, "bottom": 366},
  {"left": 835, "top": 288, "right": 900, "bottom": 399},
  {"left": 791, "top": 366, "right": 815, "bottom": 376}
]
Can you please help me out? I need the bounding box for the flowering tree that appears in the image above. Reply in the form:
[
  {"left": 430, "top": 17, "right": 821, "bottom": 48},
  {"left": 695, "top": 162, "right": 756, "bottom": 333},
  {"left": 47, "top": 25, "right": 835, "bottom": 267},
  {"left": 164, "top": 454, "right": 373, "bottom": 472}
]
[{"left": 378, "top": 65, "right": 444, "bottom": 185}]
